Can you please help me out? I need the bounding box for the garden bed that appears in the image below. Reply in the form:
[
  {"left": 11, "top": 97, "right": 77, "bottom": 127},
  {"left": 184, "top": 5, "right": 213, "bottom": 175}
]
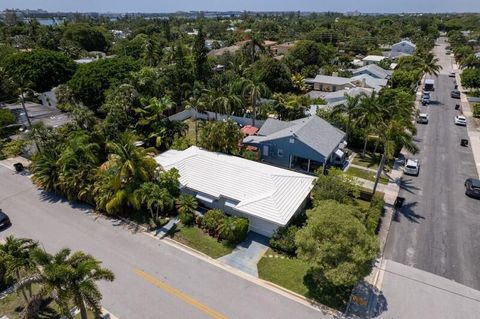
[{"left": 170, "top": 224, "right": 235, "bottom": 259}]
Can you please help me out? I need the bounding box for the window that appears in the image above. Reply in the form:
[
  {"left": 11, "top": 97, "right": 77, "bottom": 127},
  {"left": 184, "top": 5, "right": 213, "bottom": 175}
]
[
  {"left": 278, "top": 149, "right": 284, "bottom": 157},
  {"left": 289, "top": 138, "right": 295, "bottom": 144}
]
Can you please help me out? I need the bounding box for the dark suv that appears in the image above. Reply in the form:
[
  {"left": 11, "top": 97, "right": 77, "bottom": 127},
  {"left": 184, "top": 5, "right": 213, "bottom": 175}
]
[
  {"left": 0, "top": 210, "right": 11, "bottom": 229},
  {"left": 451, "top": 90, "right": 461, "bottom": 99},
  {"left": 465, "top": 178, "right": 480, "bottom": 199}
]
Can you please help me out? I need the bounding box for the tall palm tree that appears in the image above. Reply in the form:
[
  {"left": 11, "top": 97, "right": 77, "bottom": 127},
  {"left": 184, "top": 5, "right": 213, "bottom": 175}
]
[
  {"left": 26, "top": 248, "right": 114, "bottom": 319},
  {"left": 418, "top": 52, "right": 442, "bottom": 77},
  {"left": 372, "top": 117, "right": 418, "bottom": 195},
  {"left": 240, "top": 79, "right": 269, "bottom": 127},
  {"left": 0, "top": 236, "right": 38, "bottom": 303},
  {"left": 353, "top": 91, "right": 382, "bottom": 158},
  {"left": 211, "top": 89, "right": 243, "bottom": 117},
  {"left": 332, "top": 93, "right": 362, "bottom": 139},
  {"left": 31, "top": 148, "right": 61, "bottom": 192},
  {"left": 64, "top": 251, "right": 115, "bottom": 319},
  {"left": 245, "top": 34, "right": 265, "bottom": 64},
  {"left": 101, "top": 132, "right": 158, "bottom": 214}
]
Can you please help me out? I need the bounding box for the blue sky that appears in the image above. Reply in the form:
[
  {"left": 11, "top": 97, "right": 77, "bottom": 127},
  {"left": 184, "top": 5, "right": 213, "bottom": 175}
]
[{"left": 2, "top": 0, "right": 480, "bottom": 13}]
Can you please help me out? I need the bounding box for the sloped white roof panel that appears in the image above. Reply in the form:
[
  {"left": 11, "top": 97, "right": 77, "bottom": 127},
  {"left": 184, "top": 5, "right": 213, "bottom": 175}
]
[{"left": 155, "top": 146, "right": 315, "bottom": 225}]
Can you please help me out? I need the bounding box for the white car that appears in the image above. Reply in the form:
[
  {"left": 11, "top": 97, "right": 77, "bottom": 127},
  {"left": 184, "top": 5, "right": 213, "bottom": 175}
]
[
  {"left": 417, "top": 113, "right": 429, "bottom": 124},
  {"left": 449, "top": 70, "right": 456, "bottom": 77},
  {"left": 455, "top": 115, "right": 467, "bottom": 126},
  {"left": 404, "top": 159, "right": 420, "bottom": 176}
]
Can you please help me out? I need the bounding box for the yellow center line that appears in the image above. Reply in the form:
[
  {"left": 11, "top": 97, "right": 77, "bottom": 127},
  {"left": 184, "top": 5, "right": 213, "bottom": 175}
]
[{"left": 134, "top": 268, "right": 230, "bottom": 319}]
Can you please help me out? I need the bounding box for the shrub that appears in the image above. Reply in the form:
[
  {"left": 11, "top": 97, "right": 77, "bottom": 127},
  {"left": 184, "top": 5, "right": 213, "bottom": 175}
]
[
  {"left": 218, "top": 216, "right": 249, "bottom": 244},
  {"left": 270, "top": 225, "right": 300, "bottom": 256},
  {"left": 179, "top": 210, "right": 195, "bottom": 226},
  {"left": 202, "top": 209, "right": 226, "bottom": 235},
  {"left": 195, "top": 215, "right": 204, "bottom": 227},
  {"left": 473, "top": 103, "right": 480, "bottom": 118},
  {"left": 365, "top": 197, "right": 385, "bottom": 234}
]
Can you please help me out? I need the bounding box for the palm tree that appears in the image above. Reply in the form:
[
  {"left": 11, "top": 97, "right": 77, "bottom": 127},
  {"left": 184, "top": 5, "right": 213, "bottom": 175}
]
[
  {"left": 372, "top": 117, "right": 418, "bottom": 195},
  {"left": 211, "top": 89, "right": 243, "bottom": 117},
  {"left": 332, "top": 93, "right": 362, "bottom": 139},
  {"left": 353, "top": 91, "right": 382, "bottom": 158},
  {"left": 135, "top": 96, "right": 176, "bottom": 148},
  {"left": 135, "top": 182, "right": 175, "bottom": 221},
  {"left": 0, "top": 236, "right": 38, "bottom": 303},
  {"left": 64, "top": 251, "right": 115, "bottom": 319},
  {"left": 245, "top": 34, "right": 265, "bottom": 64},
  {"left": 101, "top": 132, "right": 158, "bottom": 214},
  {"left": 176, "top": 194, "right": 198, "bottom": 216},
  {"left": 31, "top": 148, "right": 61, "bottom": 192},
  {"left": 26, "top": 248, "right": 114, "bottom": 319},
  {"left": 142, "top": 38, "right": 158, "bottom": 67},
  {"left": 418, "top": 52, "right": 442, "bottom": 77},
  {"left": 240, "top": 79, "right": 269, "bottom": 127}
]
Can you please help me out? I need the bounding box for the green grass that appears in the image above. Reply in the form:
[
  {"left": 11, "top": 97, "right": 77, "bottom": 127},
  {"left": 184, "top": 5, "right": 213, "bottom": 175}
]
[
  {"left": 258, "top": 249, "right": 312, "bottom": 296},
  {"left": 352, "top": 153, "right": 393, "bottom": 170},
  {"left": 184, "top": 119, "right": 201, "bottom": 145},
  {"left": 0, "top": 285, "right": 95, "bottom": 319},
  {"left": 348, "top": 166, "right": 389, "bottom": 185},
  {"left": 171, "top": 224, "right": 234, "bottom": 259}
]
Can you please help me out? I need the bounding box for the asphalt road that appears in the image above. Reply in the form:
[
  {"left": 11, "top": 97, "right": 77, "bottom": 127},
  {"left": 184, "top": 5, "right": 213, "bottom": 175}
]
[
  {"left": 0, "top": 166, "right": 329, "bottom": 319},
  {"left": 384, "top": 38, "right": 480, "bottom": 290}
]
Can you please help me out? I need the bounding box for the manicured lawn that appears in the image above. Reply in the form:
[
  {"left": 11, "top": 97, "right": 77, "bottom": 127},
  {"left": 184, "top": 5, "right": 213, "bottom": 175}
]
[
  {"left": 0, "top": 286, "right": 95, "bottom": 319},
  {"left": 171, "top": 224, "right": 234, "bottom": 259},
  {"left": 184, "top": 119, "right": 201, "bottom": 145},
  {"left": 257, "top": 249, "right": 312, "bottom": 296},
  {"left": 352, "top": 153, "right": 393, "bottom": 170},
  {"left": 348, "top": 166, "right": 389, "bottom": 185}
]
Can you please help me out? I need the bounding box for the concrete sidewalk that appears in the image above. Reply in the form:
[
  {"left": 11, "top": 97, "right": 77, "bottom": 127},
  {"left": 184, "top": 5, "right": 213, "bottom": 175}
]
[{"left": 454, "top": 62, "right": 480, "bottom": 178}]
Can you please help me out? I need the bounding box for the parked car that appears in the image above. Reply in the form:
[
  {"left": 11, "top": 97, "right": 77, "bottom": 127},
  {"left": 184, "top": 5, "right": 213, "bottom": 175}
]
[
  {"left": 465, "top": 178, "right": 480, "bottom": 199},
  {"left": 417, "top": 113, "right": 429, "bottom": 124},
  {"left": 421, "top": 93, "right": 431, "bottom": 105},
  {"left": 404, "top": 159, "right": 420, "bottom": 176},
  {"left": 454, "top": 115, "right": 467, "bottom": 126},
  {"left": 446, "top": 49, "right": 451, "bottom": 55},
  {"left": 451, "top": 90, "right": 461, "bottom": 99},
  {"left": 449, "top": 70, "right": 456, "bottom": 77},
  {"left": 0, "top": 211, "right": 11, "bottom": 229}
]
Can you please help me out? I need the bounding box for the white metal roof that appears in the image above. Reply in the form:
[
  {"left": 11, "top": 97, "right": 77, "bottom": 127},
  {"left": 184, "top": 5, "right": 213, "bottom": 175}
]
[
  {"left": 362, "top": 55, "right": 385, "bottom": 62},
  {"left": 155, "top": 146, "right": 315, "bottom": 226}
]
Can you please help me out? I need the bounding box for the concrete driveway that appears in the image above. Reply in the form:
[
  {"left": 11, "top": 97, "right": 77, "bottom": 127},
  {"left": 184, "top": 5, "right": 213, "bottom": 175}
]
[{"left": 218, "top": 232, "right": 269, "bottom": 277}]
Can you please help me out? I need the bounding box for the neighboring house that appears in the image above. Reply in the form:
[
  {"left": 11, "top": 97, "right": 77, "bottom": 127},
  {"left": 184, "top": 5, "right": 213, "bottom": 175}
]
[
  {"left": 383, "top": 51, "right": 411, "bottom": 60},
  {"left": 350, "top": 74, "right": 388, "bottom": 92},
  {"left": 4, "top": 101, "right": 71, "bottom": 128},
  {"left": 304, "top": 75, "right": 354, "bottom": 92},
  {"left": 271, "top": 41, "right": 296, "bottom": 55},
  {"left": 362, "top": 55, "right": 386, "bottom": 66},
  {"left": 208, "top": 43, "right": 243, "bottom": 57},
  {"left": 391, "top": 40, "right": 416, "bottom": 55},
  {"left": 351, "top": 64, "right": 392, "bottom": 80},
  {"left": 155, "top": 146, "right": 315, "bottom": 237},
  {"left": 243, "top": 115, "right": 347, "bottom": 173},
  {"left": 306, "top": 87, "right": 374, "bottom": 109}
]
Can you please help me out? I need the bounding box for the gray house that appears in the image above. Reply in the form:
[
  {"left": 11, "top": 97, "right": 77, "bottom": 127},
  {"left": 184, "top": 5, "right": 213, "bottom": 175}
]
[
  {"left": 243, "top": 115, "right": 346, "bottom": 173},
  {"left": 351, "top": 64, "right": 392, "bottom": 80}
]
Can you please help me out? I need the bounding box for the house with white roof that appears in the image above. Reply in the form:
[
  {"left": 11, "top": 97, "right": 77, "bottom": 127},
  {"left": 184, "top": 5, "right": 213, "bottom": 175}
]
[
  {"left": 155, "top": 146, "right": 315, "bottom": 237},
  {"left": 391, "top": 40, "right": 416, "bottom": 55},
  {"left": 305, "top": 75, "right": 355, "bottom": 92},
  {"left": 362, "top": 55, "right": 386, "bottom": 66}
]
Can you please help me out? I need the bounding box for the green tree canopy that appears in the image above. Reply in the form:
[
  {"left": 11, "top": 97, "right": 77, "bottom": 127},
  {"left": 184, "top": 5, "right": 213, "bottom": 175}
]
[
  {"left": 63, "top": 23, "right": 109, "bottom": 52},
  {"left": 198, "top": 120, "right": 242, "bottom": 155},
  {"left": 249, "top": 57, "right": 292, "bottom": 93},
  {"left": 461, "top": 68, "right": 480, "bottom": 90},
  {"left": 295, "top": 200, "right": 378, "bottom": 287},
  {"left": 3, "top": 49, "right": 76, "bottom": 92},
  {"left": 68, "top": 57, "right": 139, "bottom": 109},
  {"left": 311, "top": 168, "right": 360, "bottom": 205}
]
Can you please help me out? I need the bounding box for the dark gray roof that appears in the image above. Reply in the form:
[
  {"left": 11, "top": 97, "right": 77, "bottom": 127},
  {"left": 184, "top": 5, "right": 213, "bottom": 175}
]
[
  {"left": 351, "top": 64, "right": 392, "bottom": 80},
  {"left": 245, "top": 115, "right": 346, "bottom": 158}
]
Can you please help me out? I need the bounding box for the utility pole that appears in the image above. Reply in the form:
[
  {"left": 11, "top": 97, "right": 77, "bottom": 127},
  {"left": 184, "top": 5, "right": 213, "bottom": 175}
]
[{"left": 20, "top": 89, "right": 41, "bottom": 154}]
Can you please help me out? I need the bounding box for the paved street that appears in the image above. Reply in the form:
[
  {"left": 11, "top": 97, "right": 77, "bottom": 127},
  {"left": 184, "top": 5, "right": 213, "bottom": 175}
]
[
  {"left": 384, "top": 37, "right": 480, "bottom": 290},
  {"left": 0, "top": 166, "right": 331, "bottom": 319}
]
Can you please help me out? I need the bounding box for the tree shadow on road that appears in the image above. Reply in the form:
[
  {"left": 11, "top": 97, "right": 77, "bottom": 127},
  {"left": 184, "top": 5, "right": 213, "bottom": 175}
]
[
  {"left": 398, "top": 178, "right": 420, "bottom": 195},
  {"left": 393, "top": 201, "right": 425, "bottom": 224},
  {"left": 344, "top": 281, "right": 388, "bottom": 318},
  {"left": 38, "top": 190, "right": 94, "bottom": 213}
]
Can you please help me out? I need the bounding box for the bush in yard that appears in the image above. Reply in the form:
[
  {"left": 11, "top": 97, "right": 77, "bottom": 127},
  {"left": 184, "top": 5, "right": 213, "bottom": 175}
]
[
  {"left": 202, "top": 209, "right": 226, "bottom": 235},
  {"left": 195, "top": 215, "right": 204, "bottom": 227},
  {"left": 312, "top": 168, "right": 360, "bottom": 205},
  {"left": 218, "top": 216, "right": 249, "bottom": 244},
  {"left": 473, "top": 103, "right": 480, "bottom": 118},
  {"left": 364, "top": 197, "right": 385, "bottom": 234},
  {"left": 270, "top": 225, "right": 299, "bottom": 256},
  {"left": 179, "top": 210, "right": 195, "bottom": 225}
]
